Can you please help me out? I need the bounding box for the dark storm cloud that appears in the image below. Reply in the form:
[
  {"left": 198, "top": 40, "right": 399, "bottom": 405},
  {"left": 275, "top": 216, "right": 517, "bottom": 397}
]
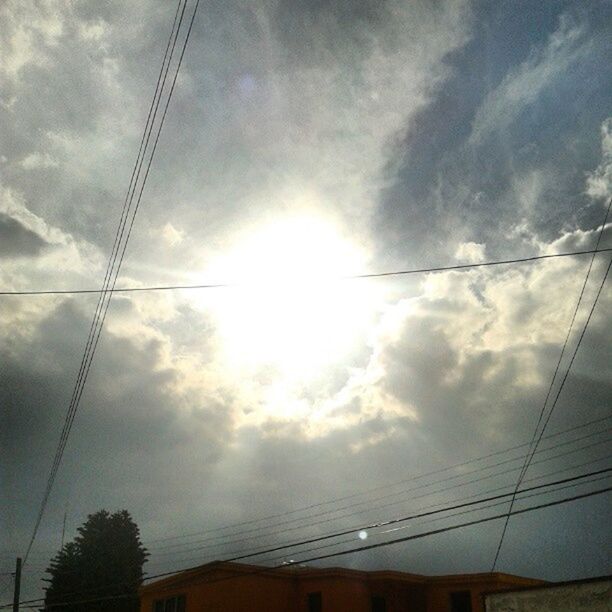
[
  {"left": 374, "top": 4, "right": 612, "bottom": 268},
  {"left": 2, "top": 299, "right": 233, "bottom": 567},
  {"left": 0, "top": 212, "right": 49, "bottom": 257}
]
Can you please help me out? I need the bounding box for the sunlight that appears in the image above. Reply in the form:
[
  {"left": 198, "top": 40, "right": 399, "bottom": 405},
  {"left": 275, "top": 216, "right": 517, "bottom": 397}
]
[{"left": 200, "top": 214, "right": 380, "bottom": 383}]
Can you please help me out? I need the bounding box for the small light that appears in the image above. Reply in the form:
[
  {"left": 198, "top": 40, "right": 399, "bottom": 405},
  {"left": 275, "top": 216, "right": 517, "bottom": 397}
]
[{"left": 358, "top": 530, "right": 368, "bottom": 540}]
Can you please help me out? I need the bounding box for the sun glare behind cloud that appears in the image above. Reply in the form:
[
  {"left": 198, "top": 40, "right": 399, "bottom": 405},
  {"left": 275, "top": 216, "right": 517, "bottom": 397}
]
[{"left": 199, "top": 215, "right": 380, "bottom": 383}]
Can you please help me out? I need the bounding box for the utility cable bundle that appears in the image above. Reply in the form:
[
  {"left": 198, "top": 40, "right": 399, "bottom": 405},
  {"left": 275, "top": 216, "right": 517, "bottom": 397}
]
[{"left": 22, "top": 0, "right": 201, "bottom": 565}]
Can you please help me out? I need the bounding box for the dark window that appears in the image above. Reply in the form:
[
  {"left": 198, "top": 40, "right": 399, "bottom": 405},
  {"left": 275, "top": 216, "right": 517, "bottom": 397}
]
[
  {"left": 372, "top": 595, "right": 387, "bottom": 612},
  {"left": 153, "top": 595, "right": 186, "bottom": 612},
  {"left": 165, "top": 597, "right": 176, "bottom": 612},
  {"left": 308, "top": 591, "right": 322, "bottom": 612},
  {"left": 450, "top": 590, "right": 472, "bottom": 612}
]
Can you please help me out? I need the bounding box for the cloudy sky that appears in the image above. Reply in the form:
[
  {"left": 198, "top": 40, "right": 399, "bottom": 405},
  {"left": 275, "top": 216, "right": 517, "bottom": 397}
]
[{"left": 1, "top": 0, "right": 611, "bottom": 604}]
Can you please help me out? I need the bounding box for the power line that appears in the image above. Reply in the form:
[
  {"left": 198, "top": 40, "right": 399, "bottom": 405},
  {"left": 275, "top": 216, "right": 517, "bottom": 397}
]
[
  {"left": 146, "top": 454, "right": 612, "bottom": 572},
  {"left": 141, "top": 414, "right": 611, "bottom": 549},
  {"left": 290, "top": 486, "right": 611, "bottom": 566},
  {"left": 258, "top": 474, "right": 612, "bottom": 567},
  {"left": 7, "top": 439, "right": 609, "bottom": 593},
  {"left": 222, "top": 468, "right": 612, "bottom": 565},
  {"left": 6, "top": 483, "right": 609, "bottom": 610},
  {"left": 144, "top": 432, "right": 611, "bottom": 559},
  {"left": 9, "top": 471, "right": 610, "bottom": 606},
  {"left": 490, "top": 197, "right": 611, "bottom": 571},
  {"left": 150, "top": 457, "right": 612, "bottom": 569},
  {"left": 0, "top": 416, "right": 612, "bottom": 569},
  {"left": 518, "top": 199, "right": 611, "bottom": 489},
  {"left": 1, "top": 247, "right": 611, "bottom": 296},
  {"left": 22, "top": 454, "right": 612, "bottom": 584},
  {"left": 2, "top": 416, "right": 606, "bottom": 569},
  {"left": 522, "top": 262, "right": 612, "bottom": 476},
  {"left": 21, "top": 0, "right": 200, "bottom": 566},
  {"left": 23, "top": 0, "right": 188, "bottom": 564},
  {"left": 261, "top": 480, "right": 612, "bottom": 570}
]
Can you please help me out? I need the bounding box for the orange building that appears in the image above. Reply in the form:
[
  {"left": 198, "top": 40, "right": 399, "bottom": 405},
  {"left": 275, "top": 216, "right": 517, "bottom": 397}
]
[{"left": 139, "top": 561, "right": 544, "bottom": 612}]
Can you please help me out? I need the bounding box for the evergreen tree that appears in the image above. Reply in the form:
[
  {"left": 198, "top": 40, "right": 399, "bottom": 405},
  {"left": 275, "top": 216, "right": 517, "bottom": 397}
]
[{"left": 44, "top": 509, "right": 148, "bottom": 611}]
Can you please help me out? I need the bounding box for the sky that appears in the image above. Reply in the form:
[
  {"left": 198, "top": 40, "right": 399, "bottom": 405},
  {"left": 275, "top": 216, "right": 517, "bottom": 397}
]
[{"left": 1, "top": 0, "right": 611, "bottom": 604}]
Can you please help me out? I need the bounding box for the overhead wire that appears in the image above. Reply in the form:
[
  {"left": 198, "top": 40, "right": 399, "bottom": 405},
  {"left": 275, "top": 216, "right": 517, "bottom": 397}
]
[
  {"left": 143, "top": 429, "right": 611, "bottom": 558},
  {"left": 13, "top": 473, "right": 612, "bottom": 604},
  {"left": 26, "top": 454, "right": 612, "bottom": 582},
  {"left": 261, "top": 479, "right": 611, "bottom": 569},
  {"left": 13, "top": 436, "right": 610, "bottom": 588},
  {"left": 140, "top": 413, "right": 612, "bottom": 548},
  {"left": 4, "top": 419, "right": 607, "bottom": 589},
  {"left": 289, "top": 486, "right": 611, "bottom": 566},
  {"left": 179, "top": 467, "right": 612, "bottom": 568},
  {"left": 0, "top": 247, "right": 610, "bottom": 296},
  {"left": 21, "top": 0, "right": 200, "bottom": 566},
  {"left": 253, "top": 474, "right": 612, "bottom": 567},
  {"left": 144, "top": 451, "right": 612, "bottom": 571},
  {"left": 490, "top": 199, "right": 612, "bottom": 570},
  {"left": 5, "top": 483, "right": 609, "bottom": 610}
]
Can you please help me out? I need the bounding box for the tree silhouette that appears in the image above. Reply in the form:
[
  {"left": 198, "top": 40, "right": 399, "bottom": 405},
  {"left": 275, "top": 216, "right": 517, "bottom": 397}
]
[{"left": 44, "top": 509, "right": 148, "bottom": 611}]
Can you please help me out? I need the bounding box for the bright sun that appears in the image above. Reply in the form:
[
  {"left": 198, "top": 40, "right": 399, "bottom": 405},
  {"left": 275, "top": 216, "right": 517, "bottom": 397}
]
[{"left": 199, "top": 215, "right": 379, "bottom": 381}]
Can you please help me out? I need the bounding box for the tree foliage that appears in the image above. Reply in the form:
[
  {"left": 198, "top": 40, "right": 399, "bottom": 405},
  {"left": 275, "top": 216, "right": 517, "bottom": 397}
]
[{"left": 44, "top": 509, "right": 148, "bottom": 611}]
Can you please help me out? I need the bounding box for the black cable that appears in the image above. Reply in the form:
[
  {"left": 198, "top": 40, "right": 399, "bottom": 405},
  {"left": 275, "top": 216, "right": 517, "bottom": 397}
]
[
  {"left": 7, "top": 484, "right": 609, "bottom": 609},
  {"left": 158, "top": 457, "right": 612, "bottom": 568},
  {"left": 522, "top": 259, "right": 612, "bottom": 480},
  {"left": 290, "top": 486, "right": 611, "bottom": 566},
  {"left": 35, "top": 454, "right": 612, "bottom": 582},
  {"left": 142, "top": 414, "right": 611, "bottom": 549},
  {"left": 490, "top": 199, "right": 612, "bottom": 570},
  {"left": 53, "top": 0, "right": 202, "bottom": 537},
  {"left": 518, "top": 199, "right": 611, "bottom": 488},
  {"left": 2, "top": 417, "right": 606, "bottom": 572},
  {"left": 9, "top": 422, "right": 610, "bottom": 595},
  {"left": 1, "top": 247, "right": 611, "bottom": 296},
  {"left": 21, "top": 0, "right": 196, "bottom": 565},
  {"left": 13, "top": 447, "right": 610, "bottom": 589},
  {"left": 220, "top": 468, "right": 612, "bottom": 565},
  {"left": 259, "top": 475, "right": 612, "bottom": 567},
  {"left": 145, "top": 432, "right": 611, "bottom": 558},
  {"left": 146, "top": 451, "right": 612, "bottom": 571}
]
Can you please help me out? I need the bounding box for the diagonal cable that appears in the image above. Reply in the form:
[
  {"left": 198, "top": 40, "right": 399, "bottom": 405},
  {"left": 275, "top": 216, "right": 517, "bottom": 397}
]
[{"left": 490, "top": 199, "right": 612, "bottom": 570}]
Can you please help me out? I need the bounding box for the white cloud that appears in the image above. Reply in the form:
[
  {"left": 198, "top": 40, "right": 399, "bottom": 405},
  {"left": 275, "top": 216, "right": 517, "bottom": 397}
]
[
  {"left": 586, "top": 117, "right": 612, "bottom": 201},
  {"left": 0, "top": 2, "right": 64, "bottom": 82},
  {"left": 455, "top": 241, "right": 486, "bottom": 263},
  {"left": 0, "top": 182, "right": 103, "bottom": 318},
  {"left": 20, "top": 151, "right": 59, "bottom": 169},
  {"left": 78, "top": 19, "right": 107, "bottom": 42},
  {"left": 161, "top": 222, "right": 185, "bottom": 247},
  {"left": 469, "top": 15, "right": 588, "bottom": 145}
]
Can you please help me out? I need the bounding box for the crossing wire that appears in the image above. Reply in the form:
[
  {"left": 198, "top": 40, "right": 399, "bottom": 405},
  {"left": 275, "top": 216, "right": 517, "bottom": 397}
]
[
  {"left": 1, "top": 247, "right": 611, "bottom": 296},
  {"left": 5, "top": 484, "right": 609, "bottom": 610},
  {"left": 141, "top": 413, "right": 612, "bottom": 549},
  {"left": 491, "top": 198, "right": 612, "bottom": 570},
  {"left": 144, "top": 429, "right": 611, "bottom": 558},
  {"left": 21, "top": 0, "right": 200, "bottom": 565}
]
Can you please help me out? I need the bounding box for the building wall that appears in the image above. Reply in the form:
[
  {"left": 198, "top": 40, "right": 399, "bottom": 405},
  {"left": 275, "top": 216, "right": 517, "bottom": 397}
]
[
  {"left": 426, "top": 576, "right": 544, "bottom": 612},
  {"left": 140, "top": 570, "right": 298, "bottom": 612},
  {"left": 297, "top": 574, "right": 371, "bottom": 612},
  {"left": 368, "top": 579, "right": 427, "bottom": 612},
  {"left": 140, "top": 566, "right": 544, "bottom": 612},
  {"left": 484, "top": 579, "right": 611, "bottom": 612}
]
